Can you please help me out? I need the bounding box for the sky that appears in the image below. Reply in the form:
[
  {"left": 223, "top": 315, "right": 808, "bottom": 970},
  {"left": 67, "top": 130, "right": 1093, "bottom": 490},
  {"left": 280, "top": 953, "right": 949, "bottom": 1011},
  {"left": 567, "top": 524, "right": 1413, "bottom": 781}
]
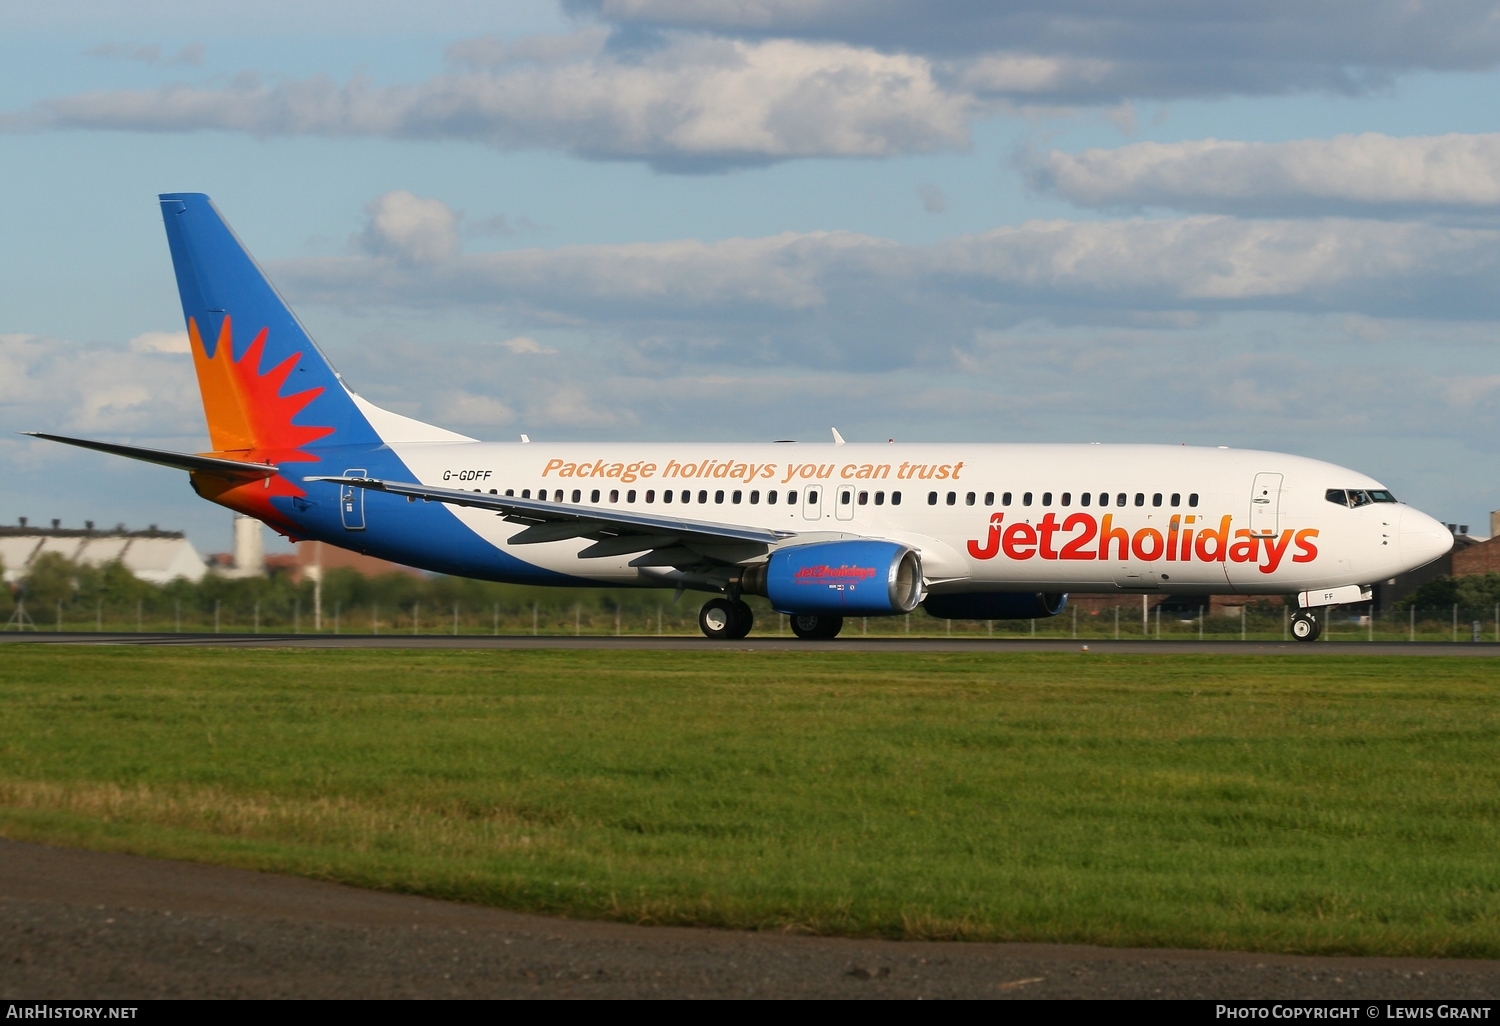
[{"left": 3, "top": 0, "right": 1500, "bottom": 556}]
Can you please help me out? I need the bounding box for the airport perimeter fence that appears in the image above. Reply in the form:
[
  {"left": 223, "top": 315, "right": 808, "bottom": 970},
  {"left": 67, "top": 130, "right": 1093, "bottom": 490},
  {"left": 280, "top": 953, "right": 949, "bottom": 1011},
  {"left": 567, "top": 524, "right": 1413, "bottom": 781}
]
[{"left": 5, "top": 592, "right": 1500, "bottom": 642}]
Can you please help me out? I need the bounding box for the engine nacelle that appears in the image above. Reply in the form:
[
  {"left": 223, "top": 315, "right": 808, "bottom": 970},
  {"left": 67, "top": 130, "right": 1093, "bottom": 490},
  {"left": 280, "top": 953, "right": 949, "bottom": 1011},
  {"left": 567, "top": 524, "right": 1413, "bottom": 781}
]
[
  {"left": 741, "top": 540, "right": 923, "bottom": 616},
  {"left": 922, "top": 591, "right": 1068, "bottom": 620}
]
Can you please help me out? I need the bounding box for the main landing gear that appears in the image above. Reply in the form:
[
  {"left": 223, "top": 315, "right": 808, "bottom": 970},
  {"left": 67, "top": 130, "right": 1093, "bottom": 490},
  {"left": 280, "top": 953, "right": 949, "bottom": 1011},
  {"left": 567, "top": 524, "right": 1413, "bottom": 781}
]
[
  {"left": 789, "top": 614, "right": 843, "bottom": 640},
  {"left": 1290, "top": 608, "right": 1322, "bottom": 642},
  {"left": 699, "top": 598, "right": 754, "bottom": 640}
]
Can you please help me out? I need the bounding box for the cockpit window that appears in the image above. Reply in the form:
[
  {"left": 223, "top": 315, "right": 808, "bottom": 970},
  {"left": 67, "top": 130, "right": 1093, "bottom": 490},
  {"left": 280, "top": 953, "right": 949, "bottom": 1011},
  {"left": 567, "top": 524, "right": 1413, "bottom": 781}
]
[{"left": 1327, "top": 487, "right": 1398, "bottom": 508}]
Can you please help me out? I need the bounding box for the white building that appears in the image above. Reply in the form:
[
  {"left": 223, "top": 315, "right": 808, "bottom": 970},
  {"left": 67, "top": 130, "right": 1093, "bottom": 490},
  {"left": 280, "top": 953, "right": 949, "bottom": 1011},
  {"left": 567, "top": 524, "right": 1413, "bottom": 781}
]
[{"left": 0, "top": 519, "right": 208, "bottom": 586}]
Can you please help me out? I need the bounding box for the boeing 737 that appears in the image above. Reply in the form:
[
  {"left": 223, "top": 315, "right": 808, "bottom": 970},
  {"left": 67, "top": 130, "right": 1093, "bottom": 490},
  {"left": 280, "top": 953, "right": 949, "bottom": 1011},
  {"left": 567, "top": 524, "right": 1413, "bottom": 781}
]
[{"left": 29, "top": 194, "right": 1454, "bottom": 641}]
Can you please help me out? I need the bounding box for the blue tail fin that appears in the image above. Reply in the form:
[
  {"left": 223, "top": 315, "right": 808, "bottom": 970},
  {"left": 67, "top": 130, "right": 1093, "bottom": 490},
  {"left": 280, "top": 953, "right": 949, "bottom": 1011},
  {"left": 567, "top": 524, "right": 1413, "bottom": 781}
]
[{"left": 159, "top": 193, "right": 380, "bottom": 453}]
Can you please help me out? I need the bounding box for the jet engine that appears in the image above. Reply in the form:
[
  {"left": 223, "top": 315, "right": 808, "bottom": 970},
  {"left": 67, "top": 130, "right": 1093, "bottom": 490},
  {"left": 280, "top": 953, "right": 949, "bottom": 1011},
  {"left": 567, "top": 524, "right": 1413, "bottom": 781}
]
[
  {"left": 741, "top": 540, "right": 923, "bottom": 616},
  {"left": 922, "top": 591, "right": 1068, "bottom": 620}
]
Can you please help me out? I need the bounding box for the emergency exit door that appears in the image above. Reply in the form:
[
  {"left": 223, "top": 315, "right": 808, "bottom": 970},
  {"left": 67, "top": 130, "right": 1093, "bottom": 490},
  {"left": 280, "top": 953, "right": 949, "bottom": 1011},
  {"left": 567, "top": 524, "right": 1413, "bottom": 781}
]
[
  {"left": 803, "top": 486, "right": 823, "bottom": 520},
  {"left": 835, "top": 485, "right": 855, "bottom": 521},
  {"left": 341, "top": 469, "right": 367, "bottom": 530},
  {"left": 1249, "top": 472, "right": 1282, "bottom": 537}
]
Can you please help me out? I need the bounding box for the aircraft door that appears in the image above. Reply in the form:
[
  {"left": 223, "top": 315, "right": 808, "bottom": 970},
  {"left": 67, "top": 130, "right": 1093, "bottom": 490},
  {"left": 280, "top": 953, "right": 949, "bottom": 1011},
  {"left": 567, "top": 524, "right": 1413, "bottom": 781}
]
[
  {"left": 803, "top": 486, "right": 823, "bottom": 520},
  {"left": 835, "top": 485, "right": 855, "bottom": 521},
  {"left": 1250, "top": 472, "right": 1282, "bottom": 538},
  {"left": 341, "top": 469, "right": 367, "bottom": 530}
]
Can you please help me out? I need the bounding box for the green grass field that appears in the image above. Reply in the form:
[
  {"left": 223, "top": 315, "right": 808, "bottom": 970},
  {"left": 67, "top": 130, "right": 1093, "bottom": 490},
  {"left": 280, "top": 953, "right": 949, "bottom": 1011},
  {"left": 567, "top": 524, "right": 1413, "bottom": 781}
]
[{"left": 1, "top": 647, "right": 1497, "bottom": 956}]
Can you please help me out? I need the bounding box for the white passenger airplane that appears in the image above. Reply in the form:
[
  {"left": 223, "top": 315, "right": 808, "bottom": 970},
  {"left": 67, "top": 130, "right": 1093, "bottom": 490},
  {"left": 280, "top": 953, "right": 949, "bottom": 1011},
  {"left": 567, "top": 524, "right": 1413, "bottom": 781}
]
[{"left": 30, "top": 194, "right": 1454, "bottom": 641}]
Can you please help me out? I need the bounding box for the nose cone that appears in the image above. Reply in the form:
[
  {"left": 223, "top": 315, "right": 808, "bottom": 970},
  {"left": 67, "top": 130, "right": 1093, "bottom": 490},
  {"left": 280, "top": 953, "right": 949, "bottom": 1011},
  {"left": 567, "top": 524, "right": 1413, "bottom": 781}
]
[{"left": 1400, "top": 507, "right": 1453, "bottom": 572}]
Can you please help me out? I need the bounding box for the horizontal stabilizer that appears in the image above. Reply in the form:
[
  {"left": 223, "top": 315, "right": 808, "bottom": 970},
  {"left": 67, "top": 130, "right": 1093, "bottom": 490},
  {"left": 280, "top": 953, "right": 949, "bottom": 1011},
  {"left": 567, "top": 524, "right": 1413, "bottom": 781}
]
[{"left": 24, "top": 432, "right": 277, "bottom": 479}]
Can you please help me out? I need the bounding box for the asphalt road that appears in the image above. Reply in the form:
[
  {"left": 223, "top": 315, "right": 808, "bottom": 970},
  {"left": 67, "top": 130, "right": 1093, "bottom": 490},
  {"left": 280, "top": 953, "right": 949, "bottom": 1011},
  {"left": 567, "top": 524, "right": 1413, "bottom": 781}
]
[
  {"left": 2, "top": 839, "right": 1497, "bottom": 1000},
  {"left": 3, "top": 632, "right": 1499, "bottom": 655}
]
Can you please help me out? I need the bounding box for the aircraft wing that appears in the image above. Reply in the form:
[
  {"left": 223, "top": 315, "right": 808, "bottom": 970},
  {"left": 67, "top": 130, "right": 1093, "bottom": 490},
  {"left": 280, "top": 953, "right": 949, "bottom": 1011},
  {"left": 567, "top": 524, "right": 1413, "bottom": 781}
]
[
  {"left": 24, "top": 432, "right": 277, "bottom": 479},
  {"left": 306, "top": 474, "right": 796, "bottom": 565}
]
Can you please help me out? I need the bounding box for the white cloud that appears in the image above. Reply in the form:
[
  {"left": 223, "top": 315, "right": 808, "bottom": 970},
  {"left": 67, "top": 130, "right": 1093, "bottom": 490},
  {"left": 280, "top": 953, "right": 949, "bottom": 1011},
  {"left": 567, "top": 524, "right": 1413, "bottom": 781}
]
[
  {"left": 917, "top": 183, "right": 945, "bottom": 214},
  {"left": 1032, "top": 133, "right": 1500, "bottom": 217},
  {"left": 127, "top": 330, "right": 190, "bottom": 353},
  {"left": 82, "top": 42, "right": 203, "bottom": 66},
  {"left": 501, "top": 336, "right": 556, "bottom": 354},
  {"left": 11, "top": 34, "right": 971, "bottom": 169},
  {"left": 356, "top": 190, "right": 460, "bottom": 264},
  {"left": 276, "top": 197, "right": 1500, "bottom": 350},
  {"left": 438, "top": 389, "right": 516, "bottom": 426},
  {"left": 572, "top": 1, "right": 1500, "bottom": 98},
  {"left": 0, "top": 332, "right": 201, "bottom": 439}
]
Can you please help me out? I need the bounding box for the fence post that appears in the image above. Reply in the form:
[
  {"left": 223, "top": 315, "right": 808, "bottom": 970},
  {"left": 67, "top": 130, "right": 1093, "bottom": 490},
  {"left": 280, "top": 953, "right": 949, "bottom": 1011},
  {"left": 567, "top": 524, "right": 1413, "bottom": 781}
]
[
  {"left": 214, "top": 599, "right": 220, "bottom": 634},
  {"left": 294, "top": 597, "right": 300, "bottom": 635},
  {"left": 454, "top": 602, "right": 460, "bottom": 636},
  {"left": 1114, "top": 607, "right": 1119, "bottom": 640},
  {"left": 334, "top": 602, "right": 340, "bottom": 635},
  {"left": 56, "top": 599, "right": 62, "bottom": 632},
  {"left": 533, "top": 603, "right": 538, "bottom": 636},
  {"left": 1198, "top": 607, "right": 1203, "bottom": 641},
  {"left": 412, "top": 602, "right": 418, "bottom": 635},
  {"left": 1282, "top": 606, "right": 1288, "bottom": 641},
  {"left": 96, "top": 599, "right": 102, "bottom": 632},
  {"left": 1071, "top": 607, "right": 1076, "bottom": 639},
  {"left": 1155, "top": 605, "right": 1160, "bottom": 639},
  {"left": 1240, "top": 604, "right": 1246, "bottom": 641},
  {"left": 575, "top": 602, "right": 580, "bottom": 637},
  {"left": 1030, "top": 618, "right": 1035, "bottom": 637},
  {"left": 1369, "top": 607, "right": 1374, "bottom": 642},
  {"left": 372, "top": 603, "right": 378, "bottom": 635},
  {"left": 175, "top": 599, "right": 180, "bottom": 634},
  {"left": 138, "top": 598, "right": 144, "bottom": 634},
  {"left": 1453, "top": 603, "right": 1458, "bottom": 643},
  {"left": 657, "top": 605, "right": 662, "bottom": 637},
  {"left": 1410, "top": 605, "right": 1415, "bottom": 642},
  {"left": 254, "top": 600, "right": 260, "bottom": 634},
  {"left": 494, "top": 602, "right": 499, "bottom": 636}
]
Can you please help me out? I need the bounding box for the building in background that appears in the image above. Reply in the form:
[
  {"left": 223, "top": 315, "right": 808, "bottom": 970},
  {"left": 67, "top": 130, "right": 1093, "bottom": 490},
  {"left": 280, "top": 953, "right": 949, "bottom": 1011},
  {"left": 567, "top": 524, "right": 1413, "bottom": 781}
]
[{"left": 0, "top": 518, "right": 207, "bottom": 585}]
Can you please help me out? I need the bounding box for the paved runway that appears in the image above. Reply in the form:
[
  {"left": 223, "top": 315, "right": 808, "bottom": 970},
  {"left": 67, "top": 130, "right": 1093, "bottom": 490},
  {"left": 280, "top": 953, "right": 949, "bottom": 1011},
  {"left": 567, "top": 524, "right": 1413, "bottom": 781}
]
[
  {"left": 3, "top": 631, "right": 1499, "bottom": 655},
  {"left": 2, "top": 838, "right": 1496, "bottom": 1000}
]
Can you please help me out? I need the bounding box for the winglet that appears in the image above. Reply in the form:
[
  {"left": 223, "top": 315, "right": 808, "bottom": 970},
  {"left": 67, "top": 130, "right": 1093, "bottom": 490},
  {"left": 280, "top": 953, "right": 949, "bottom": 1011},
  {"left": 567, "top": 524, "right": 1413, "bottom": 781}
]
[{"left": 831, "top": 428, "right": 846, "bottom": 446}]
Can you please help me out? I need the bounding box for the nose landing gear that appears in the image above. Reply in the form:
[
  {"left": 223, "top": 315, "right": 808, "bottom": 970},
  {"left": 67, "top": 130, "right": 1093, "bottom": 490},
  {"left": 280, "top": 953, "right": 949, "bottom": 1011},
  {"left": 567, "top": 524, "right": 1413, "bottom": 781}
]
[
  {"left": 1290, "top": 608, "right": 1321, "bottom": 642},
  {"left": 699, "top": 598, "right": 754, "bottom": 640}
]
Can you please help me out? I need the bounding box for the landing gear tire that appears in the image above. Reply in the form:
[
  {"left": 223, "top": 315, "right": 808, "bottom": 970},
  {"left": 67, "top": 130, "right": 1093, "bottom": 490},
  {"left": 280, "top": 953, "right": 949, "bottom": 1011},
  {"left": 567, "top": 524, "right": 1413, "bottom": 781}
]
[
  {"left": 1290, "top": 609, "right": 1321, "bottom": 642},
  {"left": 789, "top": 614, "right": 843, "bottom": 640},
  {"left": 700, "top": 599, "right": 755, "bottom": 640}
]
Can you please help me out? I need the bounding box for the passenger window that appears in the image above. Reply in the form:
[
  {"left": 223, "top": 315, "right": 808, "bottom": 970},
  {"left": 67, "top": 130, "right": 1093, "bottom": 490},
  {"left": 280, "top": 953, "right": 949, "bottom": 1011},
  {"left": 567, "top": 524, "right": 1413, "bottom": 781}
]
[
  {"left": 787, "top": 490, "right": 797, "bottom": 504},
  {"left": 699, "top": 490, "right": 708, "bottom": 504},
  {"left": 984, "top": 492, "right": 994, "bottom": 506},
  {"left": 522, "top": 489, "right": 531, "bottom": 499},
  {"left": 858, "top": 491, "right": 869, "bottom": 505},
  {"left": 767, "top": 490, "right": 777, "bottom": 505},
  {"left": 1188, "top": 493, "right": 1199, "bottom": 507},
  {"left": 1002, "top": 492, "right": 1012, "bottom": 505},
  {"left": 1116, "top": 493, "right": 1127, "bottom": 507},
  {"left": 928, "top": 492, "right": 938, "bottom": 505},
  {"left": 505, "top": 489, "right": 514, "bottom": 496},
  {"left": 965, "top": 492, "right": 975, "bottom": 506},
  {"left": 1042, "top": 492, "right": 1052, "bottom": 506},
  {"left": 750, "top": 490, "right": 760, "bottom": 504},
  {"left": 1081, "top": 492, "right": 1091, "bottom": 507},
  {"left": 1170, "top": 493, "right": 1180, "bottom": 507},
  {"left": 1023, "top": 492, "right": 1033, "bottom": 506},
  {"left": 1099, "top": 493, "right": 1109, "bottom": 506},
  {"left": 1152, "top": 493, "right": 1162, "bottom": 507},
  {"left": 663, "top": 489, "right": 673, "bottom": 503},
  {"left": 627, "top": 490, "right": 637, "bottom": 503},
  {"left": 1061, "top": 492, "right": 1071, "bottom": 507},
  {"left": 591, "top": 489, "right": 600, "bottom": 503},
  {"left": 808, "top": 489, "right": 818, "bottom": 504},
  {"left": 715, "top": 490, "right": 724, "bottom": 504},
  {"left": 1134, "top": 493, "right": 1144, "bottom": 507},
  {"left": 646, "top": 490, "right": 655, "bottom": 503},
  {"left": 874, "top": 491, "right": 885, "bottom": 505},
  {"left": 891, "top": 491, "right": 902, "bottom": 505},
  {"left": 682, "top": 490, "right": 692, "bottom": 504},
  {"left": 571, "top": 489, "right": 581, "bottom": 503},
  {"left": 946, "top": 492, "right": 956, "bottom": 506},
  {"left": 841, "top": 490, "right": 852, "bottom": 505},
  {"left": 489, "top": 489, "right": 497, "bottom": 495},
  {"left": 609, "top": 489, "right": 619, "bottom": 503},
  {"left": 732, "top": 490, "right": 742, "bottom": 504}
]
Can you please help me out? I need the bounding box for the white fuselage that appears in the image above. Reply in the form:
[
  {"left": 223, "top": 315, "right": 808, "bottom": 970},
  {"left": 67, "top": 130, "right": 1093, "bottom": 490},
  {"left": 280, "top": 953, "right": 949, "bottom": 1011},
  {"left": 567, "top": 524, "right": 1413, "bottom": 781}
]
[{"left": 373, "top": 440, "right": 1453, "bottom": 597}]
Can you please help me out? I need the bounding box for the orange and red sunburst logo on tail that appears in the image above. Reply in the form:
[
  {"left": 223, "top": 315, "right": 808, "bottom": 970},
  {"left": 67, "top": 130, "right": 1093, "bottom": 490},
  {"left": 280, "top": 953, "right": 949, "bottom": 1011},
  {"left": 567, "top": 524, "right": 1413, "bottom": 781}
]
[{"left": 186, "top": 315, "right": 336, "bottom": 534}]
